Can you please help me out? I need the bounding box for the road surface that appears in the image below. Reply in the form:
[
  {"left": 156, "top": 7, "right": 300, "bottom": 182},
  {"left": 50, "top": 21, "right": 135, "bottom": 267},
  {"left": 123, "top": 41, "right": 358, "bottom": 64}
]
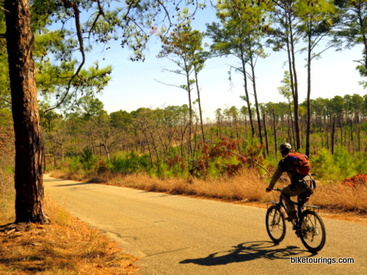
[{"left": 44, "top": 175, "right": 366, "bottom": 275}]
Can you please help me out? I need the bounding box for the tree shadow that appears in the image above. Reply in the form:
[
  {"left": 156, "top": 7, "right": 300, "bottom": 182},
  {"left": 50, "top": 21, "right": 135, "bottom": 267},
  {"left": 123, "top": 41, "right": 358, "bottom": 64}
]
[
  {"left": 180, "top": 241, "right": 312, "bottom": 266},
  {"left": 44, "top": 177, "right": 93, "bottom": 187},
  {"left": 51, "top": 182, "right": 93, "bottom": 187}
]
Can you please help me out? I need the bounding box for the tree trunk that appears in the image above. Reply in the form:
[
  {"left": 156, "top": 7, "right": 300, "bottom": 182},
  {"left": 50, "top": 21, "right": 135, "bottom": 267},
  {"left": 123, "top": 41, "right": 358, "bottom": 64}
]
[
  {"left": 272, "top": 110, "right": 278, "bottom": 157},
  {"left": 250, "top": 55, "right": 263, "bottom": 146},
  {"left": 194, "top": 68, "right": 205, "bottom": 143},
  {"left": 305, "top": 26, "right": 312, "bottom": 157},
  {"left": 240, "top": 47, "right": 255, "bottom": 137},
  {"left": 263, "top": 113, "right": 269, "bottom": 156},
  {"left": 185, "top": 62, "right": 193, "bottom": 158},
  {"left": 285, "top": 14, "right": 300, "bottom": 150},
  {"left": 5, "top": 0, "right": 49, "bottom": 223},
  {"left": 331, "top": 115, "right": 336, "bottom": 155}
]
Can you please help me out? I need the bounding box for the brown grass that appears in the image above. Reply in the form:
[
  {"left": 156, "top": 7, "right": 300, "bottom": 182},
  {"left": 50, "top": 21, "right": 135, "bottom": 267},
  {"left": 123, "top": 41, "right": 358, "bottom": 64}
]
[
  {"left": 312, "top": 183, "right": 367, "bottom": 213},
  {"left": 1, "top": 168, "right": 365, "bottom": 274},
  {"left": 99, "top": 169, "right": 266, "bottom": 203},
  {"left": 1, "top": 127, "right": 137, "bottom": 274},
  {"left": 0, "top": 190, "right": 139, "bottom": 274},
  {"left": 0, "top": 171, "right": 15, "bottom": 224},
  {"left": 52, "top": 169, "right": 367, "bottom": 219}
]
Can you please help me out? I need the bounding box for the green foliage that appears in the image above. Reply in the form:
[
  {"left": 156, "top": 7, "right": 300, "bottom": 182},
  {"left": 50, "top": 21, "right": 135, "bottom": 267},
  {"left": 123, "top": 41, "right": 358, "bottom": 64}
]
[
  {"left": 312, "top": 148, "right": 338, "bottom": 179},
  {"left": 165, "top": 154, "right": 188, "bottom": 178},
  {"left": 361, "top": 122, "right": 367, "bottom": 132},
  {"left": 149, "top": 161, "right": 177, "bottom": 179},
  {"left": 354, "top": 152, "right": 367, "bottom": 174},
  {"left": 333, "top": 147, "right": 357, "bottom": 177},
  {"left": 80, "top": 148, "right": 97, "bottom": 171},
  {"left": 68, "top": 156, "right": 83, "bottom": 173},
  {"left": 108, "top": 152, "right": 150, "bottom": 175},
  {"left": 312, "top": 147, "right": 359, "bottom": 181}
]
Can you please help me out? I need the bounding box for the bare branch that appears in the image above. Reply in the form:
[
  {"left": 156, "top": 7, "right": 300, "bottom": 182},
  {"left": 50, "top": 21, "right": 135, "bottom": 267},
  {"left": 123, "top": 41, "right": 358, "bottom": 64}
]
[
  {"left": 154, "top": 78, "right": 182, "bottom": 89},
  {"left": 0, "top": 96, "right": 11, "bottom": 105},
  {"left": 46, "top": 0, "right": 85, "bottom": 112}
]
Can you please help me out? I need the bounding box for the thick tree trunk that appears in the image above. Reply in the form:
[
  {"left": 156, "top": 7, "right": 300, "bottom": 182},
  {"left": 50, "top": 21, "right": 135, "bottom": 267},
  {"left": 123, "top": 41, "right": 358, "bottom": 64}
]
[{"left": 5, "top": 0, "right": 49, "bottom": 223}]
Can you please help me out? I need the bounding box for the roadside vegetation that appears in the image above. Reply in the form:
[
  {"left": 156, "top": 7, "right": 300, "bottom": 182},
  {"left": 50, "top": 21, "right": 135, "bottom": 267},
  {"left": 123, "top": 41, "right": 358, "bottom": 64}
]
[
  {"left": 50, "top": 168, "right": 367, "bottom": 217},
  {"left": 0, "top": 125, "right": 138, "bottom": 274},
  {"left": 2, "top": 1, "right": 367, "bottom": 273},
  {"left": 1, "top": 101, "right": 367, "bottom": 275},
  {"left": 40, "top": 92, "right": 367, "bottom": 217}
]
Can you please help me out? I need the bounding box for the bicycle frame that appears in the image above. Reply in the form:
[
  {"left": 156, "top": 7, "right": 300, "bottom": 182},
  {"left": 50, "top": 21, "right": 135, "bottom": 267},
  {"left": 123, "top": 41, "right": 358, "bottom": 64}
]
[
  {"left": 270, "top": 188, "right": 320, "bottom": 220},
  {"left": 266, "top": 188, "right": 326, "bottom": 252}
]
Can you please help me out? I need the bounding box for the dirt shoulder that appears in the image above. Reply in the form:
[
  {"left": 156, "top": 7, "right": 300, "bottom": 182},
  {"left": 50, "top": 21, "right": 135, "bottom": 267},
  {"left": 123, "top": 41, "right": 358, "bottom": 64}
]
[{"left": 0, "top": 202, "right": 139, "bottom": 274}]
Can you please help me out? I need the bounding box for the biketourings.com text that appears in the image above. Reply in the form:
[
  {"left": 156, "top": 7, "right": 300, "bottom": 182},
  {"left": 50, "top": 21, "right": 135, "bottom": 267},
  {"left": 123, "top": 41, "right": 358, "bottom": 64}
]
[{"left": 290, "top": 256, "right": 355, "bottom": 265}]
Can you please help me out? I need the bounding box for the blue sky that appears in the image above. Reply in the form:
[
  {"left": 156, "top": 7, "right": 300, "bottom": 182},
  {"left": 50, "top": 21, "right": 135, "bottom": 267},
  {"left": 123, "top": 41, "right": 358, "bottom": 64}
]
[
  {"left": 83, "top": 5, "right": 366, "bottom": 121},
  {"left": 91, "top": 39, "right": 365, "bottom": 121}
]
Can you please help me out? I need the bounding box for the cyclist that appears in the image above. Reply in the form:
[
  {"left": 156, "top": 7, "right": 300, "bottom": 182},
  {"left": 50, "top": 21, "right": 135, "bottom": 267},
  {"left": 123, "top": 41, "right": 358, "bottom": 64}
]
[{"left": 266, "top": 142, "right": 311, "bottom": 221}]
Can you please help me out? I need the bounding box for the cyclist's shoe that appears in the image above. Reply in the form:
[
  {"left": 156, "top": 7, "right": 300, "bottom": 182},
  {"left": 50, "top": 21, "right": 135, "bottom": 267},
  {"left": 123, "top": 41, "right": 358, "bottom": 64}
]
[
  {"left": 285, "top": 211, "right": 298, "bottom": 222},
  {"left": 292, "top": 221, "right": 300, "bottom": 231}
]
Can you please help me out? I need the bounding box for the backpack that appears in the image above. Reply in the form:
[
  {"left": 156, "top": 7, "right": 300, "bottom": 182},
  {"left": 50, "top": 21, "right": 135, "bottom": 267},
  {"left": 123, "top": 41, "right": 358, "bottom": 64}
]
[{"left": 288, "top": 152, "right": 310, "bottom": 176}]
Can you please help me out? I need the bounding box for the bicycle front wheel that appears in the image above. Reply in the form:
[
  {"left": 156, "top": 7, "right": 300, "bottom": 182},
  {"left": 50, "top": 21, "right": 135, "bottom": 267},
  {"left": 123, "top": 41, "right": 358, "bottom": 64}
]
[
  {"left": 299, "top": 210, "right": 326, "bottom": 253},
  {"left": 265, "top": 205, "right": 286, "bottom": 243}
]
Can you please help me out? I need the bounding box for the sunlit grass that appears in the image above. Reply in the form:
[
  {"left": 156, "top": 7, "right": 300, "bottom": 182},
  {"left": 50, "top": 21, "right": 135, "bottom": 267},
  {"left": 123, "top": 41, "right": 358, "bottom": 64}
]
[
  {"left": 312, "top": 181, "right": 367, "bottom": 213},
  {"left": 52, "top": 168, "right": 367, "bottom": 215},
  {"left": 0, "top": 171, "right": 138, "bottom": 275},
  {"left": 0, "top": 170, "right": 15, "bottom": 224}
]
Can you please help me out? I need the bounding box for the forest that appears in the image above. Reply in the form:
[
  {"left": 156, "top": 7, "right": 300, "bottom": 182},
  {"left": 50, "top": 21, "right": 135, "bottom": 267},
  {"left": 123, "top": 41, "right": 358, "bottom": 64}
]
[
  {"left": 1, "top": 1, "right": 367, "bottom": 223},
  {"left": 37, "top": 92, "right": 367, "bottom": 182}
]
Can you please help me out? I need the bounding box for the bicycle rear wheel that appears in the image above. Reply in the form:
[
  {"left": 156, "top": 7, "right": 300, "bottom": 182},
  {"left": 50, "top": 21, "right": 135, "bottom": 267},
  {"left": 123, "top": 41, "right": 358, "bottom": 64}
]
[
  {"left": 299, "top": 210, "right": 326, "bottom": 253},
  {"left": 265, "top": 205, "right": 286, "bottom": 243}
]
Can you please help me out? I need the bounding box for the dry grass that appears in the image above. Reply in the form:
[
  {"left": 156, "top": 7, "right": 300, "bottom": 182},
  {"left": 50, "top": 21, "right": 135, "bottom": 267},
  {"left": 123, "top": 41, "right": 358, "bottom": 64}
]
[
  {"left": 0, "top": 189, "right": 139, "bottom": 275},
  {"left": 53, "top": 169, "right": 367, "bottom": 219},
  {"left": 102, "top": 169, "right": 266, "bottom": 203},
  {"left": 0, "top": 171, "right": 15, "bottom": 225},
  {"left": 312, "top": 183, "right": 367, "bottom": 213},
  {"left": 1, "top": 127, "right": 138, "bottom": 274}
]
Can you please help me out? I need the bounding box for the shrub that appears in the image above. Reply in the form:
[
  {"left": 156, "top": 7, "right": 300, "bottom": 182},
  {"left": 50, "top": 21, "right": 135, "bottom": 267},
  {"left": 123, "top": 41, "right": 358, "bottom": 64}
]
[
  {"left": 80, "top": 147, "right": 97, "bottom": 171},
  {"left": 108, "top": 152, "right": 150, "bottom": 175},
  {"left": 354, "top": 152, "right": 367, "bottom": 174},
  {"left": 312, "top": 147, "right": 361, "bottom": 181},
  {"left": 68, "top": 156, "right": 82, "bottom": 173},
  {"left": 312, "top": 148, "right": 339, "bottom": 180},
  {"left": 333, "top": 147, "right": 357, "bottom": 178}
]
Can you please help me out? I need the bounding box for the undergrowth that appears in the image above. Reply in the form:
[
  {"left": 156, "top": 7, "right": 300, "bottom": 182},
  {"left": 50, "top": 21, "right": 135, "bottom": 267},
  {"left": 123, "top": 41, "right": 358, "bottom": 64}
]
[
  {"left": 0, "top": 156, "right": 138, "bottom": 274},
  {"left": 51, "top": 168, "right": 367, "bottom": 215}
]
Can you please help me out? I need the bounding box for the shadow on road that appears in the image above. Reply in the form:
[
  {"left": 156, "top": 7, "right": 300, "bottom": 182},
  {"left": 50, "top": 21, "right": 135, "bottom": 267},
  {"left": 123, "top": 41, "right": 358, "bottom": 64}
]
[
  {"left": 180, "top": 241, "right": 311, "bottom": 266},
  {"left": 44, "top": 176, "right": 95, "bottom": 187}
]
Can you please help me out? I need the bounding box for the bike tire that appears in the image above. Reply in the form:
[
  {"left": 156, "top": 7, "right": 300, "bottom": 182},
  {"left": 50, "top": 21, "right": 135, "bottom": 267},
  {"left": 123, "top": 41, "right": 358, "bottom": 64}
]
[
  {"left": 299, "top": 210, "right": 326, "bottom": 253},
  {"left": 265, "top": 205, "right": 286, "bottom": 243}
]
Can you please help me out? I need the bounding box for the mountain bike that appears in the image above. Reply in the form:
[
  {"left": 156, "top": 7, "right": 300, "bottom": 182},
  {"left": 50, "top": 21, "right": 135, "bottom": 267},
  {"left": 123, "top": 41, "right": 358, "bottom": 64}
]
[{"left": 265, "top": 188, "right": 326, "bottom": 253}]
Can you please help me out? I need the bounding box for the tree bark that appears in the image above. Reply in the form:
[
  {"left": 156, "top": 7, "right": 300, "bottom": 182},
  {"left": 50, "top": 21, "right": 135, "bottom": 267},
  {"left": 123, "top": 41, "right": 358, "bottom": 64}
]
[
  {"left": 240, "top": 47, "right": 255, "bottom": 138},
  {"left": 5, "top": 0, "right": 49, "bottom": 223},
  {"left": 306, "top": 26, "right": 312, "bottom": 157},
  {"left": 250, "top": 54, "right": 263, "bottom": 146}
]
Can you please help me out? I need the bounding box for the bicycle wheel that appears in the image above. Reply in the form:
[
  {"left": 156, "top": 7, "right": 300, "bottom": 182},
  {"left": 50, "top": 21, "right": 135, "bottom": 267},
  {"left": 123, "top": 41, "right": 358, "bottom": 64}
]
[
  {"left": 299, "top": 210, "right": 326, "bottom": 253},
  {"left": 265, "top": 205, "right": 286, "bottom": 243}
]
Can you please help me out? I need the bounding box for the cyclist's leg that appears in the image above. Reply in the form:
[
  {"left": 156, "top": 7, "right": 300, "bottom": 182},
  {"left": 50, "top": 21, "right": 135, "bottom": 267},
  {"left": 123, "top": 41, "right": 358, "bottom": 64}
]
[{"left": 281, "top": 183, "right": 307, "bottom": 214}]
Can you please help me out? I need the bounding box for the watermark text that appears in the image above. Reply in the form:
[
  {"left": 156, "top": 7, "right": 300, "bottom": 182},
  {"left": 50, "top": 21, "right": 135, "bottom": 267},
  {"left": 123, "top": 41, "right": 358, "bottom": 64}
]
[{"left": 290, "top": 256, "right": 355, "bottom": 265}]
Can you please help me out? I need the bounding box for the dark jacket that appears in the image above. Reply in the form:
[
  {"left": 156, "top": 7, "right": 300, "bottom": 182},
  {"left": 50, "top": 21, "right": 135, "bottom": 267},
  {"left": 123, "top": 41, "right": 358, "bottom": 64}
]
[{"left": 268, "top": 154, "right": 306, "bottom": 189}]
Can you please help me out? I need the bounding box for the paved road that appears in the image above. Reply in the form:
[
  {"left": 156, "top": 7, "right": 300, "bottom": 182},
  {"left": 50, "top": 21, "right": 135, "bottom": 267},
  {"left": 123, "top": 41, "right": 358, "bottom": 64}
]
[{"left": 44, "top": 175, "right": 366, "bottom": 275}]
